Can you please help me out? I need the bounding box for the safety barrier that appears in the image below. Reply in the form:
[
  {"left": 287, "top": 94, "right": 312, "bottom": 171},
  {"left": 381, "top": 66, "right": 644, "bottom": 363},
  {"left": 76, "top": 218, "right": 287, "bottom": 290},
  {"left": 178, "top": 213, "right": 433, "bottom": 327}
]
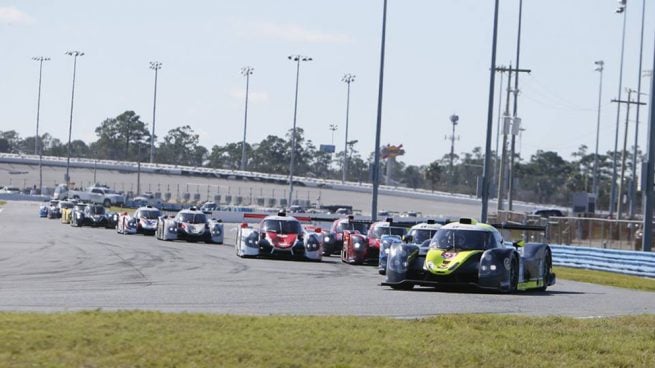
[
  {"left": 551, "top": 244, "right": 655, "bottom": 278},
  {"left": 0, "top": 153, "right": 542, "bottom": 211}
]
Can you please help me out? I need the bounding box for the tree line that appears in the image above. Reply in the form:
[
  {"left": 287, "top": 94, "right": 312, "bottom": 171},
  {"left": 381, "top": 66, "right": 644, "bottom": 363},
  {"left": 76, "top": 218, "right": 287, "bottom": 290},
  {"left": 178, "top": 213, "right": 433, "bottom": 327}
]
[{"left": 0, "top": 110, "right": 636, "bottom": 209}]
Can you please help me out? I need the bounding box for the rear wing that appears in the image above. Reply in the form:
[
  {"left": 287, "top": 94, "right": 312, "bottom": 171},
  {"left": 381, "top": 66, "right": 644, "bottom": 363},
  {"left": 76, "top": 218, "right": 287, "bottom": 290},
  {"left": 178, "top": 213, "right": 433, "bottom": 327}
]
[{"left": 492, "top": 222, "right": 547, "bottom": 243}]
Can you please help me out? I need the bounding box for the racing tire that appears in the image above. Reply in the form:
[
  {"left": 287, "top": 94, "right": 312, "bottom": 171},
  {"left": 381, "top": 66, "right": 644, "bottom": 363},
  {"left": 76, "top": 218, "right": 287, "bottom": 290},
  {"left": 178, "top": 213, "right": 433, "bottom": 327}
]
[
  {"left": 536, "top": 251, "right": 552, "bottom": 292},
  {"left": 390, "top": 283, "right": 414, "bottom": 291},
  {"left": 504, "top": 256, "right": 519, "bottom": 293}
]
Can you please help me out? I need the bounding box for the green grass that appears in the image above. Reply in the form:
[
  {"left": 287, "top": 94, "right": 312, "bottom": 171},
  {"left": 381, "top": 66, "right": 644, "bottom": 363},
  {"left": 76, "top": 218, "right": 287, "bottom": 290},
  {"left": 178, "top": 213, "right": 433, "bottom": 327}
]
[
  {"left": 0, "top": 200, "right": 6, "bottom": 207},
  {"left": 555, "top": 266, "right": 655, "bottom": 292},
  {"left": 1, "top": 312, "right": 654, "bottom": 368}
]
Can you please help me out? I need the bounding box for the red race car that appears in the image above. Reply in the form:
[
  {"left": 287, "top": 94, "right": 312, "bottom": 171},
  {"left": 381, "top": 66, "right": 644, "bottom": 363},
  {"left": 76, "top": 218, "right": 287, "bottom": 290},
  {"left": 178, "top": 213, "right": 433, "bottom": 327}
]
[
  {"left": 322, "top": 216, "right": 370, "bottom": 256},
  {"left": 341, "top": 218, "right": 407, "bottom": 265}
]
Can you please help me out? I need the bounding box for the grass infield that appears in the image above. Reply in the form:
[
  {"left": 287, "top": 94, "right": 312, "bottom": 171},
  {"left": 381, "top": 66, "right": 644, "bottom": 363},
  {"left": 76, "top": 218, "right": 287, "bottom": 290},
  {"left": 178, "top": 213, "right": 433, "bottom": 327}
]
[
  {"left": 0, "top": 312, "right": 654, "bottom": 368},
  {"left": 554, "top": 266, "right": 655, "bottom": 292},
  {"left": 0, "top": 200, "right": 6, "bottom": 206}
]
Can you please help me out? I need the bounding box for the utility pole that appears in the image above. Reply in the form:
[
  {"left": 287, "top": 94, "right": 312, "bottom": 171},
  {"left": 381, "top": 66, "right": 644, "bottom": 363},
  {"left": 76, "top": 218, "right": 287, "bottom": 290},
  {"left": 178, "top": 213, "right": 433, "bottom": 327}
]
[
  {"left": 371, "top": 0, "right": 388, "bottom": 222},
  {"left": 610, "top": 0, "right": 628, "bottom": 218},
  {"left": 496, "top": 64, "right": 512, "bottom": 211},
  {"left": 493, "top": 67, "right": 506, "bottom": 196},
  {"left": 640, "top": 35, "right": 655, "bottom": 252},
  {"left": 630, "top": 0, "right": 647, "bottom": 218},
  {"left": 612, "top": 91, "right": 646, "bottom": 218},
  {"left": 480, "top": 0, "right": 500, "bottom": 223}
]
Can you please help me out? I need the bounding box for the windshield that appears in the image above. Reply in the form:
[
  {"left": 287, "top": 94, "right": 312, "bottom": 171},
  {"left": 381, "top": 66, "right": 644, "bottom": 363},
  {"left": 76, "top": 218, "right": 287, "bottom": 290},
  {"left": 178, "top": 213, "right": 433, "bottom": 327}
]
[
  {"left": 139, "top": 210, "right": 161, "bottom": 219},
  {"left": 432, "top": 229, "right": 495, "bottom": 251},
  {"left": 372, "top": 226, "right": 407, "bottom": 238},
  {"left": 409, "top": 229, "right": 439, "bottom": 244},
  {"left": 262, "top": 219, "right": 302, "bottom": 234},
  {"left": 88, "top": 206, "right": 105, "bottom": 215},
  {"left": 336, "top": 221, "right": 369, "bottom": 234},
  {"left": 177, "top": 212, "right": 207, "bottom": 224}
]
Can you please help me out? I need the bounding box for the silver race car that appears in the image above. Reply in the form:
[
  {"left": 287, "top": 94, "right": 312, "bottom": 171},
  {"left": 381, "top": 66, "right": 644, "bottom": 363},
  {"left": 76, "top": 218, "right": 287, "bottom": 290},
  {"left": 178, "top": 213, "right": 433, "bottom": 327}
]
[{"left": 155, "top": 207, "right": 223, "bottom": 244}]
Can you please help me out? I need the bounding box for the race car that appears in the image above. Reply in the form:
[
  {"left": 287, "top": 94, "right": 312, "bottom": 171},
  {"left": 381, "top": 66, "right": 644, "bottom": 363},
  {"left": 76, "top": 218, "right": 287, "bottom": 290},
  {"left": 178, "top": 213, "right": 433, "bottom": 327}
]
[
  {"left": 117, "top": 206, "right": 161, "bottom": 235},
  {"left": 235, "top": 211, "right": 322, "bottom": 261},
  {"left": 322, "top": 216, "right": 370, "bottom": 256},
  {"left": 70, "top": 204, "right": 112, "bottom": 227},
  {"left": 60, "top": 203, "right": 77, "bottom": 224},
  {"left": 155, "top": 207, "right": 224, "bottom": 243},
  {"left": 55, "top": 201, "right": 74, "bottom": 220},
  {"left": 379, "top": 220, "right": 443, "bottom": 275},
  {"left": 38, "top": 201, "right": 51, "bottom": 218},
  {"left": 116, "top": 211, "right": 138, "bottom": 234},
  {"left": 341, "top": 218, "right": 407, "bottom": 265},
  {"left": 381, "top": 218, "right": 556, "bottom": 292}
]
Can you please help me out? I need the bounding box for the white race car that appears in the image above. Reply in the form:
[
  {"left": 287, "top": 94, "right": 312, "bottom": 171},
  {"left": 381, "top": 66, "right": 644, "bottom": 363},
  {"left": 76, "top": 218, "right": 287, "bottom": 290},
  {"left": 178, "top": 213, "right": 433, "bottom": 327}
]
[
  {"left": 155, "top": 207, "right": 224, "bottom": 244},
  {"left": 117, "top": 206, "right": 162, "bottom": 235},
  {"left": 235, "top": 211, "right": 322, "bottom": 261}
]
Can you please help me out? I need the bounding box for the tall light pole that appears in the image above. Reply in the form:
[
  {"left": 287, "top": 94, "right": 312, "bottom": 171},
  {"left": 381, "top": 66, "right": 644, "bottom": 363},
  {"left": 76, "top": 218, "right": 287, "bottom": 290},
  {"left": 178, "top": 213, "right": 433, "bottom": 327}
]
[
  {"left": 342, "top": 73, "right": 355, "bottom": 183},
  {"left": 610, "top": 0, "right": 628, "bottom": 217},
  {"left": 592, "top": 60, "right": 604, "bottom": 198},
  {"left": 448, "top": 114, "right": 459, "bottom": 192},
  {"left": 64, "top": 50, "right": 84, "bottom": 185},
  {"left": 328, "top": 124, "right": 338, "bottom": 145},
  {"left": 508, "top": 0, "right": 524, "bottom": 211},
  {"left": 240, "top": 66, "right": 254, "bottom": 171},
  {"left": 33, "top": 56, "right": 49, "bottom": 193},
  {"left": 371, "top": 0, "right": 388, "bottom": 222},
  {"left": 480, "top": 0, "right": 500, "bottom": 223},
  {"left": 630, "top": 0, "right": 647, "bottom": 218},
  {"left": 287, "top": 54, "right": 312, "bottom": 207},
  {"left": 149, "top": 61, "right": 162, "bottom": 164}
]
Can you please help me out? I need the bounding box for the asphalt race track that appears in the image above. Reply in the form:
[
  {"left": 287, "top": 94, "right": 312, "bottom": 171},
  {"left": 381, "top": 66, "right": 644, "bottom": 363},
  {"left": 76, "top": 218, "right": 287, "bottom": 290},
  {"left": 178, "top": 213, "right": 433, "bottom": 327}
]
[{"left": 1, "top": 201, "right": 654, "bottom": 317}]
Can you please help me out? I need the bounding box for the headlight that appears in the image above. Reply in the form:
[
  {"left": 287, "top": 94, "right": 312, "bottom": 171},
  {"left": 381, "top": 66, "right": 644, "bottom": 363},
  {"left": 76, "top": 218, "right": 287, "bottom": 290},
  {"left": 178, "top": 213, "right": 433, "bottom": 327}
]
[
  {"left": 390, "top": 244, "right": 404, "bottom": 258},
  {"left": 324, "top": 236, "right": 331, "bottom": 243},
  {"left": 353, "top": 241, "right": 362, "bottom": 249},
  {"left": 388, "top": 244, "right": 408, "bottom": 272}
]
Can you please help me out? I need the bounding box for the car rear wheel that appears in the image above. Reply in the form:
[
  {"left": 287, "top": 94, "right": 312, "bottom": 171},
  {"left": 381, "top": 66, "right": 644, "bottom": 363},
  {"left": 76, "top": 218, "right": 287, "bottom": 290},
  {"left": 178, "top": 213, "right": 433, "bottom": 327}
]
[
  {"left": 536, "top": 251, "right": 552, "bottom": 292},
  {"left": 506, "top": 257, "right": 519, "bottom": 293}
]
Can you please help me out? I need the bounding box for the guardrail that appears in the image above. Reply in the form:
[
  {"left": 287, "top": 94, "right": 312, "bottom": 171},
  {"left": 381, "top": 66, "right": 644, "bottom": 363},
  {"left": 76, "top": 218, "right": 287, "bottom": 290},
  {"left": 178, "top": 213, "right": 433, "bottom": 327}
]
[
  {"left": 0, "top": 153, "right": 545, "bottom": 211},
  {"left": 551, "top": 244, "right": 655, "bottom": 278}
]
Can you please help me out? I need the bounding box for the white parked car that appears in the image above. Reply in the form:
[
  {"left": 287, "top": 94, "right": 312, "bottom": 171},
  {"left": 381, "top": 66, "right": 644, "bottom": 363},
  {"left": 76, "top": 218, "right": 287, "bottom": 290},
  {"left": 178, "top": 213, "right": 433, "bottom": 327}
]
[{"left": 0, "top": 186, "right": 21, "bottom": 194}]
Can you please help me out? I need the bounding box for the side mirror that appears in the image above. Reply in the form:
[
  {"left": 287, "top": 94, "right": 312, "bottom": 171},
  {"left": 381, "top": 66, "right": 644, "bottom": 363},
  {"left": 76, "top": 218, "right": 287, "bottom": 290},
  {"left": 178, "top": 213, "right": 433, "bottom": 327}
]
[
  {"left": 402, "top": 235, "right": 413, "bottom": 243},
  {"left": 512, "top": 240, "right": 525, "bottom": 248}
]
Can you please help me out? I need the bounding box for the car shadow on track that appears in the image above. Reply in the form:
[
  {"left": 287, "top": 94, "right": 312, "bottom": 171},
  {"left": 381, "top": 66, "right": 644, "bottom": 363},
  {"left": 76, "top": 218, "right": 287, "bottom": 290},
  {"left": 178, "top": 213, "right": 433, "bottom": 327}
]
[{"left": 381, "top": 284, "right": 586, "bottom": 296}]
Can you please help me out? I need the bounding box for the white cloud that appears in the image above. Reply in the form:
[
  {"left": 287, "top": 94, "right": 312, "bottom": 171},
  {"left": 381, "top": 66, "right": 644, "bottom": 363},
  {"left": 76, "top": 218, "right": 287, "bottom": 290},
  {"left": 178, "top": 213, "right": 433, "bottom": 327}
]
[
  {"left": 228, "top": 89, "right": 270, "bottom": 104},
  {"left": 0, "top": 6, "right": 34, "bottom": 25},
  {"left": 236, "top": 20, "right": 353, "bottom": 45}
]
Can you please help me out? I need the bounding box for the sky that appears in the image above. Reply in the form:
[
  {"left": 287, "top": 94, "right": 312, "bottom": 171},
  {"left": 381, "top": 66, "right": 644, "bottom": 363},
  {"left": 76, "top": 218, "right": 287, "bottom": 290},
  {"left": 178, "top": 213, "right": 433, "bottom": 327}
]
[{"left": 0, "top": 0, "right": 654, "bottom": 166}]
